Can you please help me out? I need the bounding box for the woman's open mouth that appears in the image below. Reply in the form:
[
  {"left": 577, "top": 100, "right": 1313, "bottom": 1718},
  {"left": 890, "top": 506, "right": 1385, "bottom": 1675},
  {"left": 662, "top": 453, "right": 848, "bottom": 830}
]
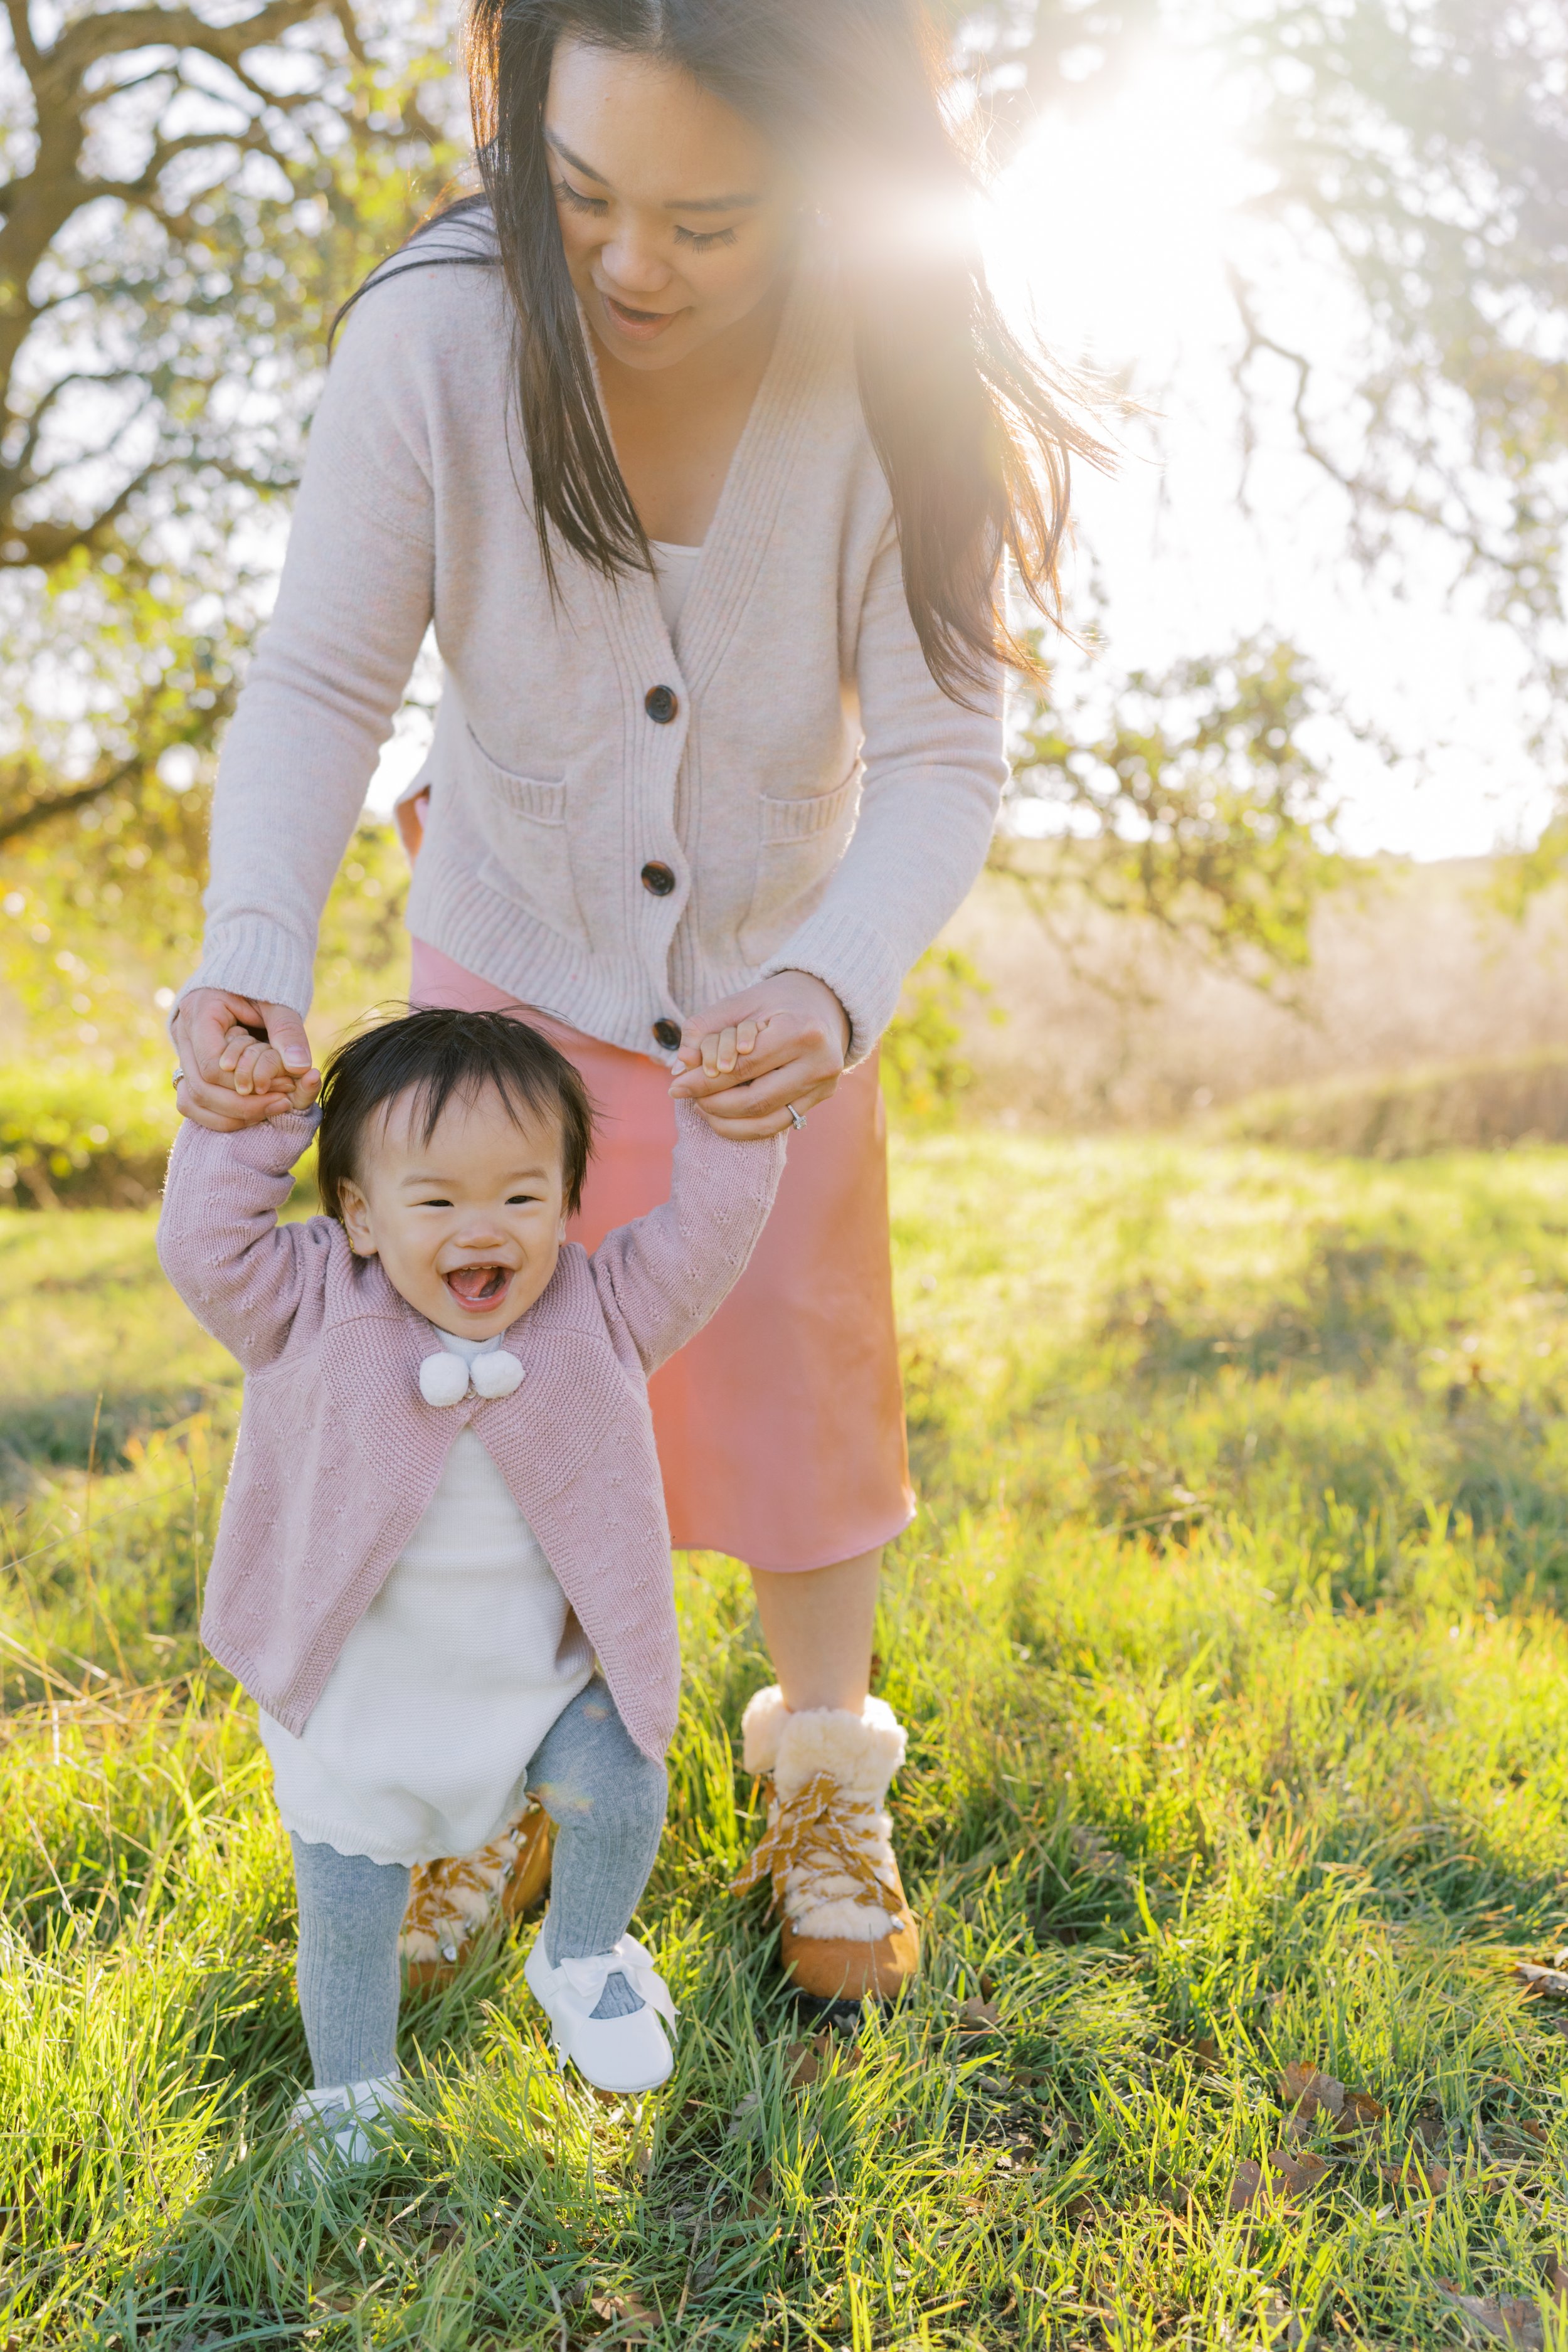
[
  {"left": 601, "top": 292, "right": 681, "bottom": 341},
  {"left": 443, "top": 1264, "right": 511, "bottom": 1309}
]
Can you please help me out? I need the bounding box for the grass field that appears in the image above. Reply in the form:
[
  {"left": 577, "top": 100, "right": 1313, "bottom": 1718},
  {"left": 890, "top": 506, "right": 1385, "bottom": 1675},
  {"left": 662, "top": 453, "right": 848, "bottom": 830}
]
[{"left": 6, "top": 1130, "right": 1568, "bottom": 2346}]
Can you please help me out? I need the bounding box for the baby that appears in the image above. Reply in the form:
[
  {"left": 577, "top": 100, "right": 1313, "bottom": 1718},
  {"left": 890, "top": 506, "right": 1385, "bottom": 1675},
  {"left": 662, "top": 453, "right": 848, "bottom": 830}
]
[{"left": 159, "top": 1007, "right": 783, "bottom": 2163}]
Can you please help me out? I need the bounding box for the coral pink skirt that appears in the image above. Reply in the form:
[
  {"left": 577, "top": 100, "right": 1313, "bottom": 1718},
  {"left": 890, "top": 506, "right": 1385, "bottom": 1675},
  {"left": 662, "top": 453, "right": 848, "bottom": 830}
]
[{"left": 410, "top": 939, "right": 914, "bottom": 1573}]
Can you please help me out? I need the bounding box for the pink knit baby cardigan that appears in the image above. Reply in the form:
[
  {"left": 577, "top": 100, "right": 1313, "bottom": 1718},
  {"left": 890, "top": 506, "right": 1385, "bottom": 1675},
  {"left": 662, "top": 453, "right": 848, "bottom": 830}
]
[{"left": 158, "top": 1101, "right": 785, "bottom": 1759}]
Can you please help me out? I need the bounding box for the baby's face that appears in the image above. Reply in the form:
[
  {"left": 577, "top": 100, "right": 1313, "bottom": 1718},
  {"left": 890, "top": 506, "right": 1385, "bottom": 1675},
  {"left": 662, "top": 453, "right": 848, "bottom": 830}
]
[{"left": 337, "top": 1082, "right": 569, "bottom": 1336}]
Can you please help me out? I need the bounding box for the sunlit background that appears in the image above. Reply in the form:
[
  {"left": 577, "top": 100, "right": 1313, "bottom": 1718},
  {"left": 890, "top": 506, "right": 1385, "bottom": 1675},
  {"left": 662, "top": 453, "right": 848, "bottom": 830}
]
[{"left": 983, "top": 29, "right": 1547, "bottom": 860}]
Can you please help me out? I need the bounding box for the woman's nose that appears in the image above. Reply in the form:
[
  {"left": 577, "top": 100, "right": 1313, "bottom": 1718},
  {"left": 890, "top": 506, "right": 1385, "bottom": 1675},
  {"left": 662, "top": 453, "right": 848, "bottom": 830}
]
[{"left": 600, "top": 226, "right": 673, "bottom": 299}]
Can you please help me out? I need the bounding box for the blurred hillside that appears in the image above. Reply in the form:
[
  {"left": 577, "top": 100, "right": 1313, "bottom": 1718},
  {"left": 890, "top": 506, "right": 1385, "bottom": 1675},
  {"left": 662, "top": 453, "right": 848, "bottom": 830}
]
[{"left": 944, "top": 851, "right": 1568, "bottom": 1135}]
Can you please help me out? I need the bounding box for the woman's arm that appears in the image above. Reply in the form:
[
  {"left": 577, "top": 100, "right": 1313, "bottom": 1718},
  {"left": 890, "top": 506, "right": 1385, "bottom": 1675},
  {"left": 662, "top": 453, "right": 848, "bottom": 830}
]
[
  {"left": 174, "top": 268, "right": 444, "bottom": 1128},
  {"left": 671, "top": 517, "right": 1007, "bottom": 1135},
  {"left": 765, "top": 517, "right": 1008, "bottom": 1056}
]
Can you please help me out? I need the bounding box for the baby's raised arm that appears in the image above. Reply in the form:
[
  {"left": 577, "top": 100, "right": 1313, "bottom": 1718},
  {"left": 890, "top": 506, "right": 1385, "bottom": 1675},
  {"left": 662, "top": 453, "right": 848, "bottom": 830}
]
[
  {"left": 158, "top": 1111, "right": 333, "bottom": 1371},
  {"left": 590, "top": 1100, "right": 786, "bottom": 1375}
]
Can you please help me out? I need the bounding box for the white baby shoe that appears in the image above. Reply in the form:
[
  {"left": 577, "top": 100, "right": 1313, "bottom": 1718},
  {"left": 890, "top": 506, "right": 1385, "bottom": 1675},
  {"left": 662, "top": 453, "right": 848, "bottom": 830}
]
[
  {"left": 289, "top": 2070, "right": 406, "bottom": 2178},
  {"left": 524, "top": 1932, "right": 676, "bottom": 2095}
]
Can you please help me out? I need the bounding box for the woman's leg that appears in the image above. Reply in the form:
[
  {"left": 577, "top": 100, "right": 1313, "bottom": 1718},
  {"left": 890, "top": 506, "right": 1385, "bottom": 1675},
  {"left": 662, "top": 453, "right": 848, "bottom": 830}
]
[
  {"left": 291, "top": 1836, "right": 410, "bottom": 2090},
  {"left": 528, "top": 1680, "right": 668, "bottom": 2019},
  {"left": 736, "top": 1545, "right": 918, "bottom": 2001},
  {"left": 749, "top": 1549, "right": 881, "bottom": 1713}
]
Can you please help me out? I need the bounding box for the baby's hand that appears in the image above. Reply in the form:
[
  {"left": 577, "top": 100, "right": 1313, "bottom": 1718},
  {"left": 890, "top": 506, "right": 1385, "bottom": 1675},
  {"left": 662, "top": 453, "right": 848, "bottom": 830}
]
[
  {"left": 679, "top": 1019, "right": 759, "bottom": 1083},
  {"left": 220, "top": 1025, "right": 316, "bottom": 1116}
]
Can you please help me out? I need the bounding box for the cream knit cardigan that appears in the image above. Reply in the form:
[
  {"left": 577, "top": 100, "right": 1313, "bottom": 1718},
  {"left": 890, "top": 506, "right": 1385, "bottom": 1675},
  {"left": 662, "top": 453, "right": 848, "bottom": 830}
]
[{"left": 190, "top": 215, "right": 1009, "bottom": 1059}]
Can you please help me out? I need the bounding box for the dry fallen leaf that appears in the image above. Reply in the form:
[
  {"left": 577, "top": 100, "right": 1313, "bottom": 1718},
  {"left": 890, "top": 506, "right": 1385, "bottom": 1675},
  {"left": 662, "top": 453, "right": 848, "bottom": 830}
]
[
  {"left": 1514, "top": 1961, "right": 1568, "bottom": 1998},
  {"left": 1380, "top": 2153, "right": 1449, "bottom": 2196},
  {"left": 785, "top": 2031, "right": 861, "bottom": 2089},
  {"left": 960, "top": 1998, "right": 1004, "bottom": 2032},
  {"left": 590, "top": 2288, "right": 656, "bottom": 2343},
  {"left": 785, "top": 2037, "right": 822, "bottom": 2089},
  {"left": 1280, "top": 2060, "right": 1344, "bottom": 2122},
  {"left": 1229, "top": 2147, "right": 1330, "bottom": 2210},
  {"left": 1434, "top": 2281, "right": 1545, "bottom": 2349},
  {"left": 1544, "top": 2259, "right": 1568, "bottom": 2302},
  {"left": 1271, "top": 2148, "right": 1331, "bottom": 2198},
  {"left": 743, "top": 2164, "right": 774, "bottom": 2220},
  {"left": 1229, "top": 2158, "right": 1264, "bottom": 2213},
  {"left": 1279, "top": 2058, "right": 1385, "bottom": 2143}
]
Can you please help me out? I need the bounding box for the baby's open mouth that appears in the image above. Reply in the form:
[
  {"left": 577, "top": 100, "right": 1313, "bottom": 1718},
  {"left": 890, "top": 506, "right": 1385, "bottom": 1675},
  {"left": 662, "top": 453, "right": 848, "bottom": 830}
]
[{"left": 443, "top": 1264, "right": 511, "bottom": 1308}]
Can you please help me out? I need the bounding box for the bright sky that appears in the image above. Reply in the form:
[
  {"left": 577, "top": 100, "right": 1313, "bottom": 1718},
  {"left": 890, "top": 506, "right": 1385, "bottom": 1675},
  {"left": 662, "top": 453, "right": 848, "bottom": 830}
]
[{"left": 982, "top": 38, "right": 1553, "bottom": 862}]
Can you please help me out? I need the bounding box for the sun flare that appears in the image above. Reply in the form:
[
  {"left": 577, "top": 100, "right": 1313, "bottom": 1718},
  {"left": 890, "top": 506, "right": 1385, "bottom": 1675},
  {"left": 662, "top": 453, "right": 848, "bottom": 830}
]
[{"left": 983, "top": 47, "right": 1254, "bottom": 379}]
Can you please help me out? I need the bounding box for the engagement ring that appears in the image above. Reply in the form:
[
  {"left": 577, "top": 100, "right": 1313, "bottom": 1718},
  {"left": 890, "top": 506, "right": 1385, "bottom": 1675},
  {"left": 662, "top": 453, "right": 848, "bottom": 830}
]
[
  {"left": 171, "top": 1066, "right": 184, "bottom": 1089},
  {"left": 787, "top": 1102, "right": 807, "bottom": 1131}
]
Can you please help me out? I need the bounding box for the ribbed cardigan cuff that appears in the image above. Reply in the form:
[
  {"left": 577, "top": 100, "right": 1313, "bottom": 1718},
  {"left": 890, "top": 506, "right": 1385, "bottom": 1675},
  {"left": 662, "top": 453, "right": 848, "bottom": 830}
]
[
  {"left": 763, "top": 907, "right": 903, "bottom": 1066},
  {"left": 181, "top": 921, "right": 315, "bottom": 1019}
]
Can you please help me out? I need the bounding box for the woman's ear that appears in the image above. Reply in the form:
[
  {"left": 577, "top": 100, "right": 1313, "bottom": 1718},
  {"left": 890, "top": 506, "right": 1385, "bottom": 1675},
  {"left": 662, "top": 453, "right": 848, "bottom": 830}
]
[{"left": 339, "top": 1179, "right": 377, "bottom": 1257}]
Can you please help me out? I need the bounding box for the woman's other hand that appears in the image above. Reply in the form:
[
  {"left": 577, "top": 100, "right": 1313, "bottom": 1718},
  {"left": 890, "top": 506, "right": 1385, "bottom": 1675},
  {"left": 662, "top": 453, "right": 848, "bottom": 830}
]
[
  {"left": 171, "top": 988, "right": 320, "bottom": 1131},
  {"left": 669, "top": 971, "right": 848, "bottom": 1138}
]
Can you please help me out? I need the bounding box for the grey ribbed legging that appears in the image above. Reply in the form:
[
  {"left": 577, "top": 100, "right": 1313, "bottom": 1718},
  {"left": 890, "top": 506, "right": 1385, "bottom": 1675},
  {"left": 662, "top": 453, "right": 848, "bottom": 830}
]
[{"left": 290, "top": 1678, "right": 667, "bottom": 2090}]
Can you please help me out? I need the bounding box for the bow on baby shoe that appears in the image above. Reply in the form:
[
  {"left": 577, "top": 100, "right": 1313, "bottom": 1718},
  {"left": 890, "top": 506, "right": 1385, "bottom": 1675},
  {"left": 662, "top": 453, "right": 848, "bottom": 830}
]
[
  {"left": 418, "top": 1350, "right": 524, "bottom": 1406},
  {"left": 556, "top": 1936, "right": 679, "bottom": 2027}
]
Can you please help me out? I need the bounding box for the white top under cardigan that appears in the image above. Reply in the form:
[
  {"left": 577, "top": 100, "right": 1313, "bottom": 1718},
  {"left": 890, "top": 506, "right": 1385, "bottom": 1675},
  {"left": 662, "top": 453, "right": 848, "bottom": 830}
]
[
  {"left": 259, "top": 1330, "right": 593, "bottom": 1866},
  {"left": 187, "top": 208, "right": 1009, "bottom": 1064}
]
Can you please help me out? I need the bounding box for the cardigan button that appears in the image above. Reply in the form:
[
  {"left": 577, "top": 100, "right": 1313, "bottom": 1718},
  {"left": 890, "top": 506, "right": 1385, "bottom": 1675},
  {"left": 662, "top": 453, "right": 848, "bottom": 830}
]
[
  {"left": 644, "top": 684, "right": 678, "bottom": 724},
  {"left": 640, "top": 861, "right": 676, "bottom": 897},
  {"left": 652, "top": 1017, "right": 682, "bottom": 1051}
]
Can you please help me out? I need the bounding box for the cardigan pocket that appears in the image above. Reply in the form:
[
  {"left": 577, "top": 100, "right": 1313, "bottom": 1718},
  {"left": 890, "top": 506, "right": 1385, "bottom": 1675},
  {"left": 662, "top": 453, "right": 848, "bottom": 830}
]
[
  {"left": 464, "top": 727, "right": 592, "bottom": 952},
  {"left": 738, "top": 765, "right": 862, "bottom": 962}
]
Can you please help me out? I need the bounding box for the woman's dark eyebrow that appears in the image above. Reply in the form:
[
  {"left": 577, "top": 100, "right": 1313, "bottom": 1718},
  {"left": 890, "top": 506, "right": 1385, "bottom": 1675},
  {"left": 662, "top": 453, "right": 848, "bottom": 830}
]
[{"left": 544, "top": 129, "right": 760, "bottom": 211}]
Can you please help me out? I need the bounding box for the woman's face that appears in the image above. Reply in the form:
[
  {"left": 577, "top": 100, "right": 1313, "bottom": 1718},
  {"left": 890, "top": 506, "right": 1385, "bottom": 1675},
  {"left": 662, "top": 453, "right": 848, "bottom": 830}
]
[{"left": 544, "top": 39, "right": 793, "bottom": 373}]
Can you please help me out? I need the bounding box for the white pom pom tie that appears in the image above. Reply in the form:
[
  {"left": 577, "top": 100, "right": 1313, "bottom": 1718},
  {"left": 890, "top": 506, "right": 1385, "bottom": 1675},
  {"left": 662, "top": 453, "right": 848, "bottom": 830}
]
[
  {"left": 470, "top": 1349, "right": 523, "bottom": 1399},
  {"left": 418, "top": 1352, "right": 471, "bottom": 1407},
  {"left": 418, "top": 1348, "right": 526, "bottom": 1405}
]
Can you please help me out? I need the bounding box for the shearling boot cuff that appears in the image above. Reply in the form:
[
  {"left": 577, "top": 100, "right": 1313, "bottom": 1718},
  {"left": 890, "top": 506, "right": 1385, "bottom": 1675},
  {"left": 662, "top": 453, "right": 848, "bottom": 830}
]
[{"left": 739, "top": 1685, "right": 907, "bottom": 1804}]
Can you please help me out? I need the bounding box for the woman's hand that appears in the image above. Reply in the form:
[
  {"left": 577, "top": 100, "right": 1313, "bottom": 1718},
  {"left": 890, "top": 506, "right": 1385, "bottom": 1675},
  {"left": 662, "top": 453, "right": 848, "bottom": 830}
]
[
  {"left": 171, "top": 988, "right": 320, "bottom": 1131},
  {"left": 669, "top": 971, "right": 849, "bottom": 1138}
]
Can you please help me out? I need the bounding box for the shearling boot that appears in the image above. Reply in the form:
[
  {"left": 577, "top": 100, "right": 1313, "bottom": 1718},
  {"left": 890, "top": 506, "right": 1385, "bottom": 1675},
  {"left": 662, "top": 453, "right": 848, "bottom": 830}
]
[
  {"left": 729, "top": 1686, "right": 920, "bottom": 2001},
  {"left": 399, "top": 1800, "right": 553, "bottom": 1987}
]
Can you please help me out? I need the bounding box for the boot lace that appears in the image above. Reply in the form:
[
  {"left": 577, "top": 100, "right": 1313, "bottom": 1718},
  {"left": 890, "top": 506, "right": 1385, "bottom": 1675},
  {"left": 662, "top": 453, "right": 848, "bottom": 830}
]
[{"left": 729, "top": 1772, "right": 905, "bottom": 1925}]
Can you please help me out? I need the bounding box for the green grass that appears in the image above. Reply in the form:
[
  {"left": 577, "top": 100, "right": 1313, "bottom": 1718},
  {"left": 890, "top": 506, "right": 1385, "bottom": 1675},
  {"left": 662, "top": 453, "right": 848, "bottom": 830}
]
[{"left": 7, "top": 1131, "right": 1568, "bottom": 2344}]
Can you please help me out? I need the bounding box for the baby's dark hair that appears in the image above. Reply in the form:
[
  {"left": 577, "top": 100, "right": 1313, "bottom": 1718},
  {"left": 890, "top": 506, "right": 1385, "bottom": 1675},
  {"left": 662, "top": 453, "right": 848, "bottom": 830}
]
[{"left": 316, "top": 1007, "right": 595, "bottom": 1222}]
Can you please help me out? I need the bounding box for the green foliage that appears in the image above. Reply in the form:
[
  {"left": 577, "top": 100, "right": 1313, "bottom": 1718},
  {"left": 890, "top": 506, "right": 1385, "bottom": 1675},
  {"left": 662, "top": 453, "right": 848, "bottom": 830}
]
[
  {"left": 1218, "top": 1049, "right": 1568, "bottom": 1159},
  {"left": 1004, "top": 634, "right": 1351, "bottom": 985},
  {"left": 880, "top": 946, "right": 997, "bottom": 1124},
  {"left": 0, "top": 1064, "right": 176, "bottom": 1210},
  {"left": 0, "top": 1, "right": 462, "bottom": 938},
  {"left": 0, "top": 811, "right": 409, "bottom": 1063},
  {"left": 4, "top": 1133, "right": 1568, "bottom": 2335}
]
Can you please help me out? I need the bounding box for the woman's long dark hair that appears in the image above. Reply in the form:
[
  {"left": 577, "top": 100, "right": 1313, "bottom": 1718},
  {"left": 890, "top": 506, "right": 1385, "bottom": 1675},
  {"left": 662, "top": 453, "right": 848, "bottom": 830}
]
[{"left": 396, "top": 0, "right": 1105, "bottom": 703}]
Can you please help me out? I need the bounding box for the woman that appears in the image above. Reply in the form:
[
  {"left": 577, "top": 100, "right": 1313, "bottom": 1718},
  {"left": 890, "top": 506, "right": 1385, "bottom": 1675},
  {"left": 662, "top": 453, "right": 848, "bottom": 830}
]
[{"left": 171, "top": 0, "right": 1095, "bottom": 2001}]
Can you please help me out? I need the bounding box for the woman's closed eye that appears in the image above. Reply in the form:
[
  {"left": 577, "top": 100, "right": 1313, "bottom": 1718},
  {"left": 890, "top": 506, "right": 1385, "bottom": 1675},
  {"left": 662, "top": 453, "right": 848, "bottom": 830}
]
[
  {"left": 554, "top": 177, "right": 605, "bottom": 216},
  {"left": 553, "top": 177, "right": 738, "bottom": 251},
  {"left": 674, "top": 222, "right": 739, "bottom": 251}
]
